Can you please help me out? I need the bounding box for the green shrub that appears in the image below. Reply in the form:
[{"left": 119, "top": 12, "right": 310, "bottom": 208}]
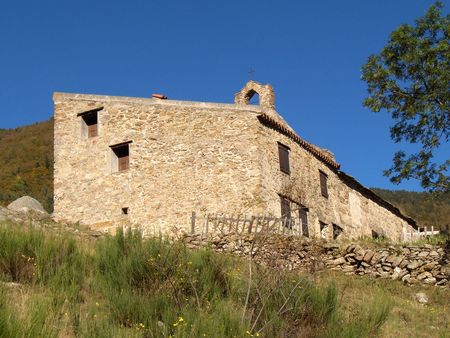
[
  {"left": 0, "top": 224, "right": 397, "bottom": 337},
  {"left": 325, "top": 292, "right": 392, "bottom": 338},
  {"left": 0, "top": 286, "right": 19, "bottom": 338},
  {"left": 0, "top": 223, "right": 85, "bottom": 290}
]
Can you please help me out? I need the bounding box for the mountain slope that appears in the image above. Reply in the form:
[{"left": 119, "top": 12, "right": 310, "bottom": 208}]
[
  {"left": 0, "top": 119, "right": 53, "bottom": 212},
  {"left": 372, "top": 188, "right": 449, "bottom": 229}
]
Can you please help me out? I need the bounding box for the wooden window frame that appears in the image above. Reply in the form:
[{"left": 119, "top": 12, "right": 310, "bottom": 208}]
[
  {"left": 299, "top": 207, "right": 309, "bottom": 237},
  {"left": 78, "top": 107, "right": 102, "bottom": 139},
  {"left": 319, "top": 170, "right": 328, "bottom": 198},
  {"left": 110, "top": 141, "right": 132, "bottom": 172},
  {"left": 280, "top": 196, "right": 291, "bottom": 219},
  {"left": 278, "top": 142, "right": 290, "bottom": 175}
]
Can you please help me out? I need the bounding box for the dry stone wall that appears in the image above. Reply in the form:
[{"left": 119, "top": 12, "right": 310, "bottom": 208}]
[{"left": 182, "top": 232, "right": 450, "bottom": 287}]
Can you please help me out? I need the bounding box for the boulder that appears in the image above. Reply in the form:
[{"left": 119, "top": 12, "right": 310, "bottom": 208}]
[
  {"left": 363, "top": 250, "right": 375, "bottom": 263},
  {"left": 391, "top": 255, "right": 404, "bottom": 267},
  {"left": 7, "top": 196, "right": 47, "bottom": 214},
  {"left": 391, "top": 267, "right": 402, "bottom": 280},
  {"left": 401, "top": 274, "right": 411, "bottom": 283},
  {"left": 327, "top": 257, "right": 346, "bottom": 266},
  {"left": 414, "top": 292, "right": 428, "bottom": 305},
  {"left": 423, "top": 277, "right": 437, "bottom": 285},
  {"left": 417, "top": 272, "right": 432, "bottom": 280},
  {"left": 407, "top": 260, "right": 421, "bottom": 270}
]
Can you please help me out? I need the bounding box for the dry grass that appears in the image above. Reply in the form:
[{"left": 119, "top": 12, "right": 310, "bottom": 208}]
[
  {"left": 315, "top": 270, "right": 450, "bottom": 338},
  {"left": 1, "top": 222, "right": 449, "bottom": 337}
]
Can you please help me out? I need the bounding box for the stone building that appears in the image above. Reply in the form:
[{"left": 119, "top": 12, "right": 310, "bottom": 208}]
[{"left": 53, "top": 81, "right": 416, "bottom": 240}]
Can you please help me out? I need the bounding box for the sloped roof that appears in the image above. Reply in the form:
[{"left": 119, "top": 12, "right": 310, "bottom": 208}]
[
  {"left": 257, "top": 113, "right": 341, "bottom": 170},
  {"left": 257, "top": 112, "right": 417, "bottom": 228}
]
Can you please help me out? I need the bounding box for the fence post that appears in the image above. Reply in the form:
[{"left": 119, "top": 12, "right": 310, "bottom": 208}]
[
  {"left": 191, "top": 212, "right": 196, "bottom": 234},
  {"left": 431, "top": 225, "right": 434, "bottom": 236},
  {"left": 248, "top": 216, "right": 255, "bottom": 233}
]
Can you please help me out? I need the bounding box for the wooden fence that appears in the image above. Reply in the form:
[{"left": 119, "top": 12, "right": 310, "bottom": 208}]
[
  {"left": 403, "top": 225, "right": 446, "bottom": 242},
  {"left": 190, "top": 212, "right": 307, "bottom": 237}
]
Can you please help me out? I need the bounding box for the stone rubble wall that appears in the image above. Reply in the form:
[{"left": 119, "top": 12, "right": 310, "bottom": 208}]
[
  {"left": 181, "top": 232, "right": 450, "bottom": 287},
  {"left": 53, "top": 94, "right": 266, "bottom": 234},
  {"left": 53, "top": 82, "right": 417, "bottom": 240},
  {"left": 257, "top": 123, "right": 414, "bottom": 241}
]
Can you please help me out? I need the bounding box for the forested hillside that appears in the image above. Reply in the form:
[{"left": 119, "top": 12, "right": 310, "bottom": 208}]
[
  {"left": 0, "top": 119, "right": 53, "bottom": 212},
  {"left": 0, "top": 119, "right": 448, "bottom": 228},
  {"left": 372, "top": 188, "right": 449, "bottom": 230}
]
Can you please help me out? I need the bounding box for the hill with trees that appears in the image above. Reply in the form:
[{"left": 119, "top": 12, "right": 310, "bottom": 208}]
[
  {"left": 0, "top": 119, "right": 448, "bottom": 228},
  {"left": 0, "top": 119, "right": 53, "bottom": 212},
  {"left": 371, "top": 188, "right": 449, "bottom": 230}
]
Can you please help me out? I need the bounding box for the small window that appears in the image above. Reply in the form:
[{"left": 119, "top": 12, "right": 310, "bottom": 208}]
[
  {"left": 320, "top": 221, "right": 328, "bottom": 239},
  {"left": 122, "top": 207, "right": 129, "bottom": 215},
  {"left": 278, "top": 143, "right": 290, "bottom": 174},
  {"left": 319, "top": 170, "right": 328, "bottom": 198},
  {"left": 332, "top": 224, "right": 343, "bottom": 240},
  {"left": 280, "top": 196, "right": 291, "bottom": 218},
  {"left": 110, "top": 141, "right": 131, "bottom": 172},
  {"left": 78, "top": 108, "right": 102, "bottom": 138},
  {"left": 246, "top": 89, "right": 260, "bottom": 105},
  {"left": 299, "top": 208, "right": 309, "bottom": 237}
]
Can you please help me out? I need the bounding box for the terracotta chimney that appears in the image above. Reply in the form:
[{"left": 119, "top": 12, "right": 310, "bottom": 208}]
[{"left": 152, "top": 94, "right": 168, "bottom": 100}]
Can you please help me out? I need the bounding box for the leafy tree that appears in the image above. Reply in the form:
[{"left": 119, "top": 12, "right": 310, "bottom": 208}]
[{"left": 362, "top": 2, "right": 449, "bottom": 193}]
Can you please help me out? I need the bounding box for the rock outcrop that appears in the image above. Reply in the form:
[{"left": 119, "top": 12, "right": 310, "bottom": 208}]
[{"left": 7, "top": 196, "right": 48, "bottom": 214}]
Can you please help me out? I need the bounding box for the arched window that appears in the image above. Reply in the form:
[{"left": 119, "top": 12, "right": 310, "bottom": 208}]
[
  {"left": 234, "top": 81, "right": 275, "bottom": 109},
  {"left": 245, "top": 89, "right": 260, "bottom": 105}
]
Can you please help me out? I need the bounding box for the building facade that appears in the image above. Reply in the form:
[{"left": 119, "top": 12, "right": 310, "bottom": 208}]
[{"left": 53, "top": 81, "right": 416, "bottom": 240}]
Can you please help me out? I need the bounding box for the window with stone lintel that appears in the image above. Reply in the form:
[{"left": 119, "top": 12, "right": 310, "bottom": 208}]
[
  {"left": 78, "top": 107, "right": 102, "bottom": 139},
  {"left": 110, "top": 141, "right": 132, "bottom": 172}
]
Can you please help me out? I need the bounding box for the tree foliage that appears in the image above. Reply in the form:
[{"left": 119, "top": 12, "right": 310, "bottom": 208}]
[
  {"left": 0, "top": 119, "right": 53, "bottom": 212},
  {"left": 362, "top": 2, "right": 449, "bottom": 193},
  {"left": 372, "top": 188, "right": 449, "bottom": 229}
]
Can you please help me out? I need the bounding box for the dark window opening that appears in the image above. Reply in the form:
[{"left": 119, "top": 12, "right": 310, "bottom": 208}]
[
  {"left": 84, "top": 113, "right": 98, "bottom": 138},
  {"left": 110, "top": 142, "right": 131, "bottom": 172},
  {"left": 371, "top": 230, "right": 386, "bottom": 240},
  {"left": 319, "top": 170, "right": 328, "bottom": 198},
  {"left": 278, "top": 143, "right": 290, "bottom": 174},
  {"left": 299, "top": 208, "right": 309, "bottom": 237},
  {"left": 320, "top": 221, "right": 328, "bottom": 239},
  {"left": 332, "top": 224, "right": 343, "bottom": 240},
  {"left": 245, "top": 89, "right": 259, "bottom": 105},
  {"left": 280, "top": 196, "right": 291, "bottom": 219},
  {"left": 78, "top": 108, "right": 102, "bottom": 138},
  {"left": 122, "top": 207, "right": 129, "bottom": 215}
]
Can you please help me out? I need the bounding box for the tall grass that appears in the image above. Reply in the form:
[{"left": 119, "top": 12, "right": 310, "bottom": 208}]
[{"left": 0, "top": 223, "right": 393, "bottom": 337}]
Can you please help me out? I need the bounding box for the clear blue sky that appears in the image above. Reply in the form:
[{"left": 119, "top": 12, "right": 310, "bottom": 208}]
[{"left": 1, "top": 0, "right": 448, "bottom": 191}]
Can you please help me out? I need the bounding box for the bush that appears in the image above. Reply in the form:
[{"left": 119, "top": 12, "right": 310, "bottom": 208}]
[{"left": 0, "top": 224, "right": 395, "bottom": 337}]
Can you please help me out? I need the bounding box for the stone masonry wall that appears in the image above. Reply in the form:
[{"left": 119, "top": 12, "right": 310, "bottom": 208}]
[
  {"left": 256, "top": 123, "right": 413, "bottom": 241},
  {"left": 53, "top": 94, "right": 266, "bottom": 235},
  {"left": 54, "top": 81, "right": 416, "bottom": 240}
]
